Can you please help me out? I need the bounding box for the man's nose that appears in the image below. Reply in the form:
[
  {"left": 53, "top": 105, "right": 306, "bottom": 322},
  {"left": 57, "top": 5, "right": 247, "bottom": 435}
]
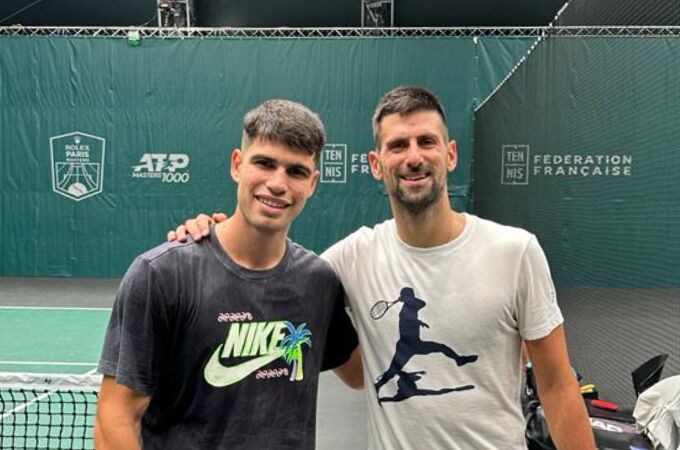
[
  {"left": 404, "top": 142, "right": 424, "bottom": 167},
  {"left": 266, "top": 168, "right": 287, "bottom": 195}
]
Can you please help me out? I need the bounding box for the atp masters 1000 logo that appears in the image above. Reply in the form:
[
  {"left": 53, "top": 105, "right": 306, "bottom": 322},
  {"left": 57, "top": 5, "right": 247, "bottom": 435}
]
[
  {"left": 50, "top": 131, "right": 106, "bottom": 201},
  {"left": 131, "top": 153, "right": 191, "bottom": 183}
]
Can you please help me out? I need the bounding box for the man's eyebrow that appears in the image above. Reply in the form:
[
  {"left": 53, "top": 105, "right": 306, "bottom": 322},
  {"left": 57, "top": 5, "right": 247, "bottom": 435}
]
[
  {"left": 417, "top": 132, "right": 440, "bottom": 141},
  {"left": 249, "top": 153, "right": 276, "bottom": 161}
]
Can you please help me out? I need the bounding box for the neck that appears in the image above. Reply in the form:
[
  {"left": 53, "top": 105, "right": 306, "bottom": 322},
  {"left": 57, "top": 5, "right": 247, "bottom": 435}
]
[
  {"left": 215, "top": 211, "right": 288, "bottom": 270},
  {"left": 391, "top": 198, "right": 465, "bottom": 248}
]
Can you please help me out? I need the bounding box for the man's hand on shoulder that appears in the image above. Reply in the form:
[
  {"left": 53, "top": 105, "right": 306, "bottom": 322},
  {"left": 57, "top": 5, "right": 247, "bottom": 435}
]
[{"left": 166, "top": 213, "right": 227, "bottom": 243}]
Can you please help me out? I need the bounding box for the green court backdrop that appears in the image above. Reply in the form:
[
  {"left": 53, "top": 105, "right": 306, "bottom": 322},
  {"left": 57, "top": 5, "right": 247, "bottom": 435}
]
[
  {"left": 0, "top": 35, "right": 535, "bottom": 277},
  {"left": 473, "top": 36, "right": 680, "bottom": 403},
  {"left": 474, "top": 36, "right": 680, "bottom": 287}
]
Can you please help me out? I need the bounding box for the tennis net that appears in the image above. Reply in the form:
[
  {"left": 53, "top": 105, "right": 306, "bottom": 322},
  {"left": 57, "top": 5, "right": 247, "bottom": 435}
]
[{"left": 0, "top": 372, "right": 101, "bottom": 450}]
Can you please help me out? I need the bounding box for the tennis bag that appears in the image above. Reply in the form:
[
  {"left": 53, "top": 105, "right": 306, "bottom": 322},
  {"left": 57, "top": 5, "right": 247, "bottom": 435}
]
[
  {"left": 524, "top": 354, "right": 668, "bottom": 450},
  {"left": 525, "top": 399, "right": 653, "bottom": 450}
]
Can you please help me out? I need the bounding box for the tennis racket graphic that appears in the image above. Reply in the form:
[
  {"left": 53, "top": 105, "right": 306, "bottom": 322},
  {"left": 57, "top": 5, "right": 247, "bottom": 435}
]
[{"left": 370, "top": 299, "right": 399, "bottom": 320}]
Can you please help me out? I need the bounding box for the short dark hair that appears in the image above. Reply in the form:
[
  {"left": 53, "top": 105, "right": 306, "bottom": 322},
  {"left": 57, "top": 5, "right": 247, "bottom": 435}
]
[
  {"left": 372, "top": 86, "right": 448, "bottom": 148},
  {"left": 242, "top": 99, "right": 326, "bottom": 161}
]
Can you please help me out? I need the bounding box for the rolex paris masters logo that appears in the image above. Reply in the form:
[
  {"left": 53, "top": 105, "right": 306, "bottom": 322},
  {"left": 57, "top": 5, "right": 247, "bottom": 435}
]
[{"left": 50, "top": 132, "right": 106, "bottom": 201}]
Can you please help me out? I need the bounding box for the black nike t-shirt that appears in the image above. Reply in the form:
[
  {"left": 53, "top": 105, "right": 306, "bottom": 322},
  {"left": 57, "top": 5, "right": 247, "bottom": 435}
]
[{"left": 98, "top": 227, "right": 358, "bottom": 449}]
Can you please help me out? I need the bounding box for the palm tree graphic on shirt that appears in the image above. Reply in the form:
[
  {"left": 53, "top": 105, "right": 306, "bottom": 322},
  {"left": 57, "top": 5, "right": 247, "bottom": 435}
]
[{"left": 281, "top": 321, "right": 312, "bottom": 381}]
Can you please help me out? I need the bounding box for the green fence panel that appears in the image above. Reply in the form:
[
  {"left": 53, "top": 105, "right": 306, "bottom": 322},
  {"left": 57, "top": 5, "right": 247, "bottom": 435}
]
[
  {"left": 474, "top": 37, "right": 680, "bottom": 287},
  {"left": 474, "top": 36, "right": 680, "bottom": 403}
]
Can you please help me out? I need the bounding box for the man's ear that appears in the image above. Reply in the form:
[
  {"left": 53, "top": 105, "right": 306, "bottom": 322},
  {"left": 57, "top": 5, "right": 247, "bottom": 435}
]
[
  {"left": 447, "top": 140, "right": 458, "bottom": 172},
  {"left": 230, "top": 149, "right": 242, "bottom": 183},
  {"left": 307, "top": 169, "right": 320, "bottom": 199},
  {"left": 368, "top": 150, "right": 383, "bottom": 180}
]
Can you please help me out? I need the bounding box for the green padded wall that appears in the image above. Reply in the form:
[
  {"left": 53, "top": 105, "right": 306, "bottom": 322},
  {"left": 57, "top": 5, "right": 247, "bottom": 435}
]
[
  {"left": 474, "top": 36, "right": 680, "bottom": 402},
  {"left": 0, "top": 36, "right": 534, "bottom": 277},
  {"left": 475, "top": 36, "right": 680, "bottom": 288}
]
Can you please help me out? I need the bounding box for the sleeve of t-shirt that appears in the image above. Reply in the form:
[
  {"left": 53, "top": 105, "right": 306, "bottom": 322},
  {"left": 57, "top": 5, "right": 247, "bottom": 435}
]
[
  {"left": 321, "top": 228, "right": 369, "bottom": 320},
  {"left": 321, "top": 238, "right": 349, "bottom": 285},
  {"left": 320, "top": 286, "right": 359, "bottom": 371},
  {"left": 516, "top": 236, "right": 564, "bottom": 341},
  {"left": 97, "top": 256, "right": 171, "bottom": 395}
]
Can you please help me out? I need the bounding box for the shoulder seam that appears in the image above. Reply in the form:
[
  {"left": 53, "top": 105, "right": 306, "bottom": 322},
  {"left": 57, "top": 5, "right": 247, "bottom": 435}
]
[{"left": 139, "top": 240, "right": 196, "bottom": 264}]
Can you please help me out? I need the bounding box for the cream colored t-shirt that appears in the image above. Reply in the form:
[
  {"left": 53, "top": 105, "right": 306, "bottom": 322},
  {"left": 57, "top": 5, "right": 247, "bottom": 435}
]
[{"left": 323, "top": 213, "right": 563, "bottom": 450}]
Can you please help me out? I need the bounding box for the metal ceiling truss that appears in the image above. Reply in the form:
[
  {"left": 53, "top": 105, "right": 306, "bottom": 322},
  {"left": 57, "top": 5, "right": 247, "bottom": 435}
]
[{"left": 1, "top": 26, "right": 680, "bottom": 39}]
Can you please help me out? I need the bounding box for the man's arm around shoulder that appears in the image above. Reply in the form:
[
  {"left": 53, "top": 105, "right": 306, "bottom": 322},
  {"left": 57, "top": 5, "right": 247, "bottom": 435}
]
[
  {"left": 94, "top": 376, "right": 151, "bottom": 450},
  {"left": 525, "top": 325, "right": 595, "bottom": 450}
]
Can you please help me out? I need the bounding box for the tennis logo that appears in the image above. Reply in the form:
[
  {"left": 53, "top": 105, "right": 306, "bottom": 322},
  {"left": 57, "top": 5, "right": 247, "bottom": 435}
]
[
  {"left": 501, "top": 145, "right": 529, "bottom": 185},
  {"left": 50, "top": 131, "right": 106, "bottom": 201},
  {"left": 501, "top": 144, "right": 633, "bottom": 185},
  {"left": 320, "top": 144, "right": 347, "bottom": 183},
  {"left": 132, "top": 153, "right": 191, "bottom": 183},
  {"left": 319, "top": 144, "right": 373, "bottom": 184}
]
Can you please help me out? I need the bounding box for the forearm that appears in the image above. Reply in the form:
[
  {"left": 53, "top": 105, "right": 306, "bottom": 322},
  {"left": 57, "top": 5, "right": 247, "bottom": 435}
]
[
  {"left": 95, "top": 376, "right": 150, "bottom": 450},
  {"left": 526, "top": 326, "right": 595, "bottom": 450},
  {"left": 538, "top": 380, "right": 594, "bottom": 450},
  {"left": 94, "top": 416, "right": 142, "bottom": 450},
  {"left": 332, "top": 347, "right": 364, "bottom": 389}
]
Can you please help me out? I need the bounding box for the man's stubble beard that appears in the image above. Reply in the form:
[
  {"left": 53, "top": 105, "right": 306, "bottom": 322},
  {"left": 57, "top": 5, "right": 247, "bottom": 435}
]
[{"left": 392, "top": 176, "right": 444, "bottom": 216}]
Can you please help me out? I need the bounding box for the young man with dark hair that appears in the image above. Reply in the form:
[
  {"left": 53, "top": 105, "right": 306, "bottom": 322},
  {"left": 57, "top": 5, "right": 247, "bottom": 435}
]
[
  {"left": 169, "top": 87, "right": 595, "bottom": 449},
  {"left": 95, "top": 99, "right": 362, "bottom": 450}
]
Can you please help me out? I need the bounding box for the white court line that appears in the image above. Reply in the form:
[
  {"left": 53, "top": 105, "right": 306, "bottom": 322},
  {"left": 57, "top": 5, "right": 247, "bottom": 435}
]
[
  {"left": 0, "top": 361, "right": 97, "bottom": 366},
  {"left": 0, "top": 306, "right": 111, "bottom": 311},
  {"left": 0, "top": 368, "right": 98, "bottom": 423}
]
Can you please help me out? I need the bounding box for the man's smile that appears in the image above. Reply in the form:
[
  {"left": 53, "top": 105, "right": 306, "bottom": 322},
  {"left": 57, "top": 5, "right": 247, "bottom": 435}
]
[
  {"left": 399, "top": 172, "right": 431, "bottom": 185},
  {"left": 255, "top": 195, "right": 290, "bottom": 209}
]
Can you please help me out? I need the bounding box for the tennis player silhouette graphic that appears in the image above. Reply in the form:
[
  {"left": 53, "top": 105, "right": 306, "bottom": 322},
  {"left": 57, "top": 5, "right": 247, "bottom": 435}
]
[{"left": 373, "top": 287, "right": 478, "bottom": 404}]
